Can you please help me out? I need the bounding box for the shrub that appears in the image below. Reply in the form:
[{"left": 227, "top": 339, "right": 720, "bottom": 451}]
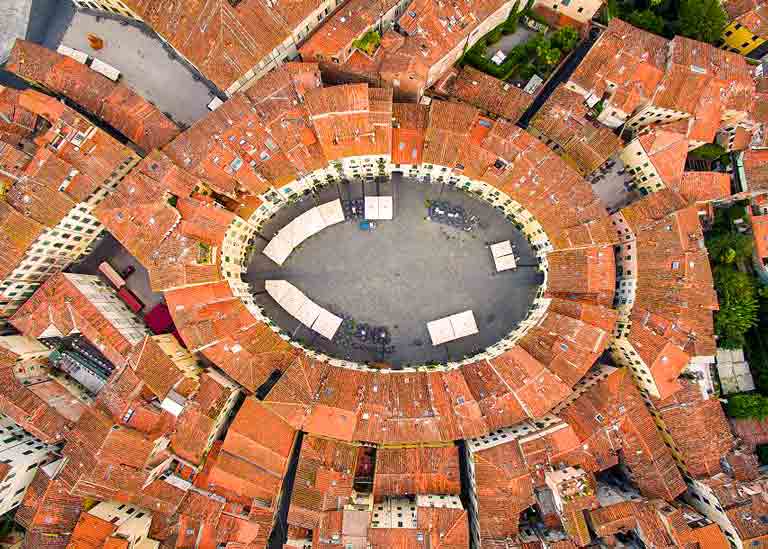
[
  {"left": 487, "top": 28, "right": 504, "bottom": 44},
  {"left": 550, "top": 27, "right": 579, "bottom": 52},
  {"left": 707, "top": 232, "right": 754, "bottom": 264},
  {"left": 627, "top": 9, "right": 665, "bottom": 35},
  {"left": 690, "top": 142, "right": 728, "bottom": 160},
  {"left": 713, "top": 266, "right": 760, "bottom": 348},
  {"left": 727, "top": 393, "right": 768, "bottom": 419}
]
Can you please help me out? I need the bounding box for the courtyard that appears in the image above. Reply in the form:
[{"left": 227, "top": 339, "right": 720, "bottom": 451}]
[{"left": 245, "top": 175, "right": 543, "bottom": 368}]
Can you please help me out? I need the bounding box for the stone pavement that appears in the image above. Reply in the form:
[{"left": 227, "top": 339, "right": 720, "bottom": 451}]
[
  {"left": 40, "top": 1, "right": 215, "bottom": 127},
  {"left": 246, "top": 176, "right": 543, "bottom": 368}
]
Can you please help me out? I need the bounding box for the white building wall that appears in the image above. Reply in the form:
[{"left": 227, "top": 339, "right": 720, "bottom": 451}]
[
  {"left": 88, "top": 501, "right": 160, "bottom": 549},
  {"left": 620, "top": 139, "right": 666, "bottom": 195},
  {"left": 71, "top": 0, "right": 141, "bottom": 19},
  {"left": 625, "top": 104, "right": 689, "bottom": 131},
  {"left": 535, "top": 0, "right": 604, "bottom": 23},
  {"left": 0, "top": 415, "right": 55, "bottom": 515},
  {"left": 65, "top": 273, "right": 148, "bottom": 345},
  {"left": 685, "top": 478, "right": 743, "bottom": 549}
]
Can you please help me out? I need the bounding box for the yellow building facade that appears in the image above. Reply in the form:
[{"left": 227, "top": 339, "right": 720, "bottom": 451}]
[{"left": 721, "top": 20, "right": 767, "bottom": 55}]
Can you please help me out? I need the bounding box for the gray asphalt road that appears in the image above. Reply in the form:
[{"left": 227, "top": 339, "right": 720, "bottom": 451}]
[
  {"left": 40, "top": 1, "right": 214, "bottom": 127},
  {"left": 246, "top": 176, "right": 543, "bottom": 368}
]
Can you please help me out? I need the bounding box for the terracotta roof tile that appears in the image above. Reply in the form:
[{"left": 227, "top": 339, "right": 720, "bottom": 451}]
[
  {"left": 560, "top": 368, "right": 686, "bottom": 500},
  {"left": 530, "top": 85, "right": 622, "bottom": 175},
  {"left": 287, "top": 436, "right": 357, "bottom": 529},
  {"left": 653, "top": 379, "right": 734, "bottom": 478},
  {"left": 6, "top": 40, "right": 179, "bottom": 151},
  {"left": 0, "top": 201, "right": 45, "bottom": 281},
  {"left": 373, "top": 446, "right": 461, "bottom": 497},
  {"left": 675, "top": 172, "right": 732, "bottom": 204},
  {"left": 66, "top": 513, "right": 116, "bottom": 549},
  {"left": 450, "top": 67, "right": 533, "bottom": 123},
  {"left": 569, "top": 19, "right": 667, "bottom": 115},
  {"left": 10, "top": 273, "right": 141, "bottom": 368}
]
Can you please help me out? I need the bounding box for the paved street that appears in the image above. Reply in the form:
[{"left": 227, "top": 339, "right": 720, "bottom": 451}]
[
  {"left": 246, "top": 176, "right": 543, "bottom": 368},
  {"left": 588, "top": 156, "right": 642, "bottom": 213},
  {"left": 68, "top": 232, "right": 164, "bottom": 311},
  {"left": 40, "top": 1, "right": 215, "bottom": 127}
]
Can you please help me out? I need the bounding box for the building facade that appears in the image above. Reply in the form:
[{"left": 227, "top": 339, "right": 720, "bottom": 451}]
[{"left": 0, "top": 415, "right": 56, "bottom": 516}]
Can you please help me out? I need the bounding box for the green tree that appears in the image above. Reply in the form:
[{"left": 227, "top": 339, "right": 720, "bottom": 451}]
[
  {"left": 716, "top": 296, "right": 759, "bottom": 348},
  {"left": 627, "top": 10, "right": 665, "bottom": 35},
  {"left": 601, "top": 0, "right": 619, "bottom": 24},
  {"left": 714, "top": 266, "right": 759, "bottom": 348},
  {"left": 678, "top": 0, "right": 728, "bottom": 43},
  {"left": 707, "top": 232, "right": 754, "bottom": 264},
  {"left": 550, "top": 27, "right": 579, "bottom": 52},
  {"left": 535, "top": 40, "right": 561, "bottom": 67},
  {"left": 728, "top": 393, "right": 768, "bottom": 419},
  {"left": 715, "top": 265, "right": 757, "bottom": 299},
  {"left": 691, "top": 142, "right": 728, "bottom": 160}
]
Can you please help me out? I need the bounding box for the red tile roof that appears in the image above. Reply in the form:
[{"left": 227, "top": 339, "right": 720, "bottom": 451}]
[
  {"left": 743, "top": 149, "right": 768, "bottom": 193},
  {"left": 753, "top": 215, "right": 768, "bottom": 260},
  {"left": 559, "top": 368, "right": 686, "bottom": 500},
  {"left": 119, "top": 0, "right": 322, "bottom": 92},
  {"left": 373, "top": 446, "right": 461, "bottom": 498},
  {"left": 201, "top": 323, "right": 297, "bottom": 393},
  {"left": 569, "top": 19, "right": 667, "bottom": 116},
  {"left": 472, "top": 440, "right": 534, "bottom": 541},
  {"left": 94, "top": 163, "right": 229, "bottom": 292},
  {"left": 66, "top": 512, "right": 116, "bottom": 549},
  {"left": 676, "top": 172, "right": 732, "bottom": 204},
  {"left": 635, "top": 128, "right": 689, "bottom": 190},
  {"left": 299, "top": 0, "right": 400, "bottom": 62},
  {"left": 530, "top": 85, "right": 623, "bottom": 175},
  {"left": 6, "top": 40, "right": 179, "bottom": 151},
  {"left": 15, "top": 469, "right": 84, "bottom": 542},
  {"left": 287, "top": 436, "right": 357, "bottom": 529},
  {"left": 163, "top": 64, "right": 324, "bottom": 195},
  {"left": 449, "top": 67, "right": 533, "bottom": 123},
  {"left": 620, "top": 191, "right": 718, "bottom": 362},
  {"left": 10, "top": 273, "right": 140, "bottom": 368},
  {"left": 0, "top": 201, "right": 45, "bottom": 282},
  {"left": 0, "top": 348, "right": 75, "bottom": 443},
  {"left": 208, "top": 397, "right": 296, "bottom": 507},
  {"left": 164, "top": 281, "right": 258, "bottom": 351},
  {"left": 653, "top": 379, "right": 734, "bottom": 478},
  {"left": 545, "top": 246, "right": 616, "bottom": 307}
]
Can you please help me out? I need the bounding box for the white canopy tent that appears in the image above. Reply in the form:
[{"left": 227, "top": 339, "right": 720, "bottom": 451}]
[
  {"left": 427, "top": 310, "right": 479, "bottom": 346},
  {"left": 266, "top": 280, "right": 344, "bottom": 340},
  {"left": 263, "top": 199, "right": 347, "bottom": 265},
  {"left": 490, "top": 240, "right": 517, "bottom": 272}
]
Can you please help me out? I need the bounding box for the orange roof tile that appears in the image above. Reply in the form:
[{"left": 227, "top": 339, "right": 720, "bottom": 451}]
[
  {"left": 753, "top": 215, "right": 768, "bottom": 260},
  {"left": 10, "top": 273, "right": 140, "bottom": 369},
  {"left": 66, "top": 513, "right": 116, "bottom": 549},
  {"left": 654, "top": 379, "right": 734, "bottom": 478},
  {"left": 450, "top": 67, "right": 533, "bottom": 123},
  {"left": 6, "top": 40, "right": 179, "bottom": 151},
  {"left": 373, "top": 446, "right": 461, "bottom": 498}
]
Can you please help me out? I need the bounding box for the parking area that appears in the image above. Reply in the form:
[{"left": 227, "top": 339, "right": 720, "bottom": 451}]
[
  {"left": 39, "top": 1, "right": 216, "bottom": 127},
  {"left": 245, "top": 175, "right": 543, "bottom": 368}
]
